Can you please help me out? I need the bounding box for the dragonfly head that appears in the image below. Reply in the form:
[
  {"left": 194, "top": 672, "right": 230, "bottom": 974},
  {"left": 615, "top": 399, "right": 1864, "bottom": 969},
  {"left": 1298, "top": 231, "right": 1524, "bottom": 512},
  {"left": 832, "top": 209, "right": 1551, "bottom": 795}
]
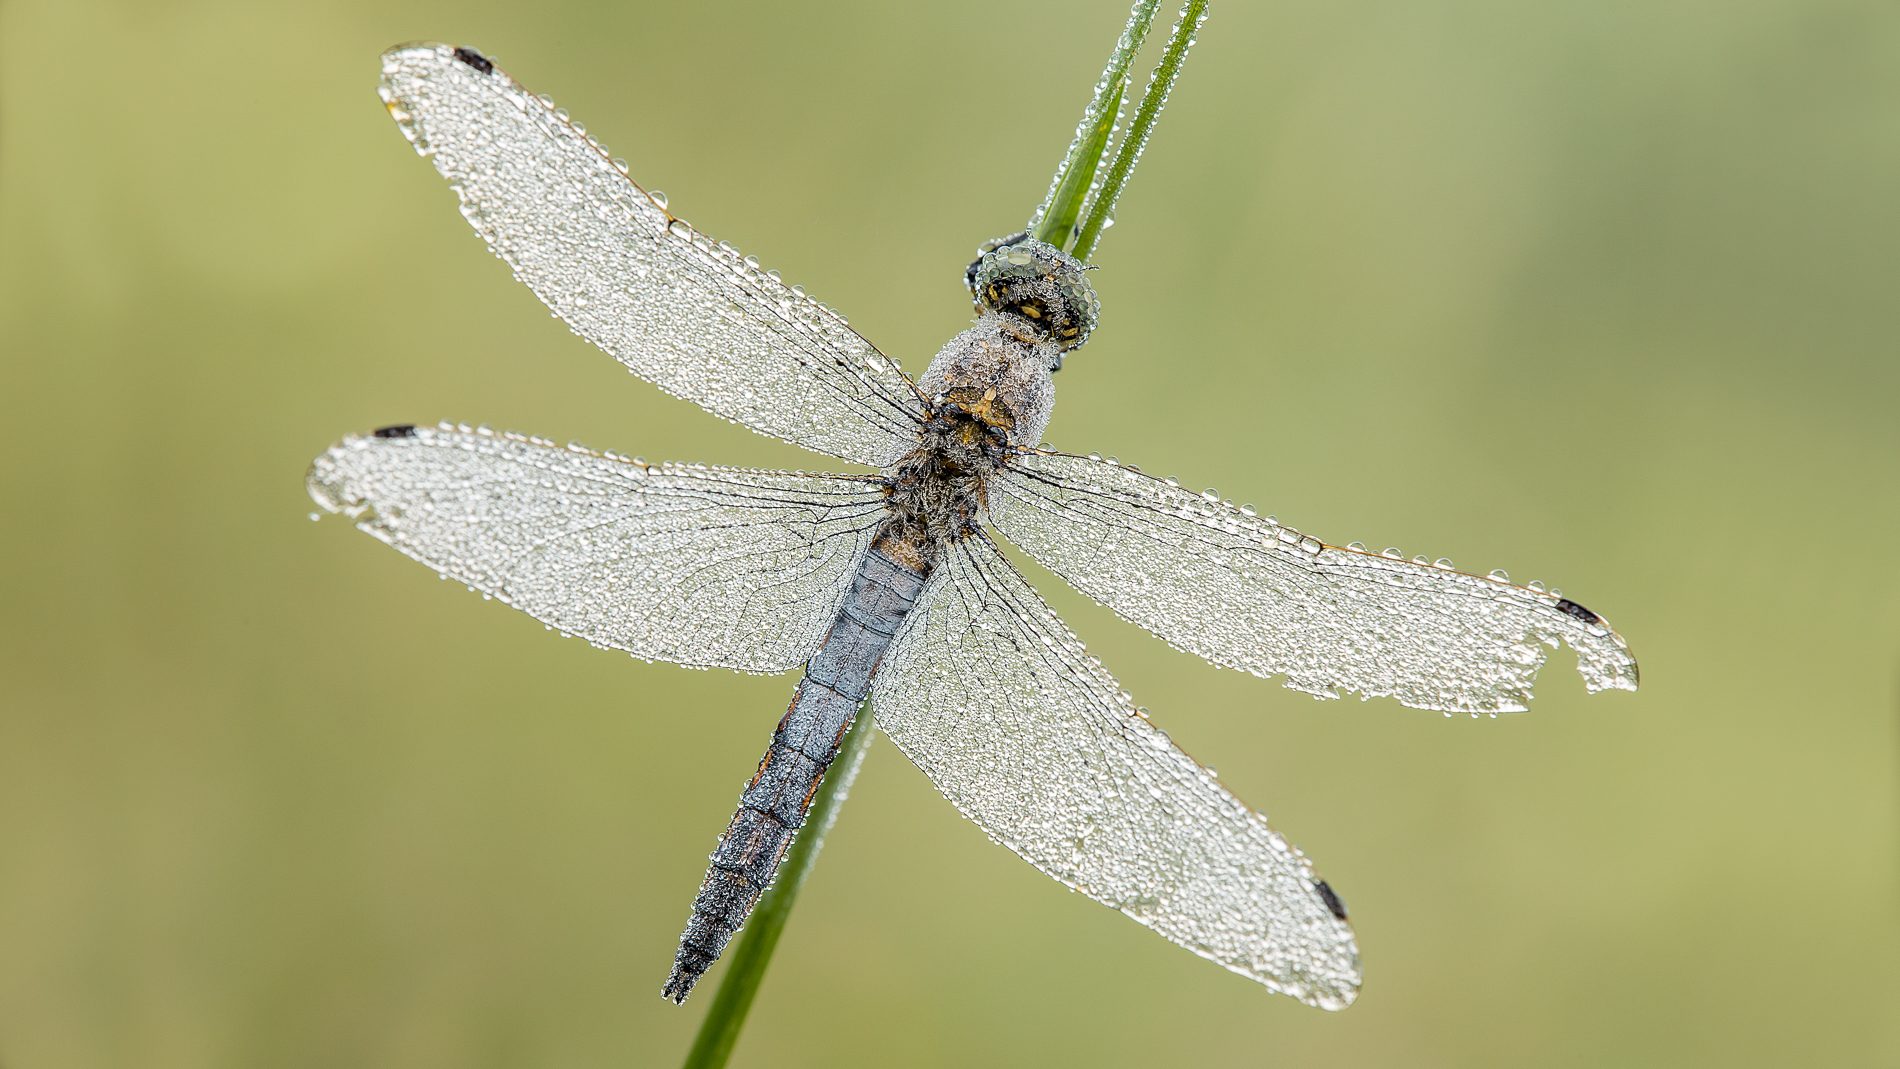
[{"left": 966, "top": 235, "right": 1099, "bottom": 361}]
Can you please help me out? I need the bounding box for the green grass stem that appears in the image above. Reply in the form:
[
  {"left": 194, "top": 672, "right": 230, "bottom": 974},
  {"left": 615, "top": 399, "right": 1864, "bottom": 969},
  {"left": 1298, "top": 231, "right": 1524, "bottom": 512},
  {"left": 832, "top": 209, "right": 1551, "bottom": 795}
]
[
  {"left": 1031, "top": 0, "right": 1162, "bottom": 252},
  {"left": 1072, "top": 0, "right": 1210, "bottom": 264},
  {"left": 1035, "top": 81, "right": 1125, "bottom": 253}
]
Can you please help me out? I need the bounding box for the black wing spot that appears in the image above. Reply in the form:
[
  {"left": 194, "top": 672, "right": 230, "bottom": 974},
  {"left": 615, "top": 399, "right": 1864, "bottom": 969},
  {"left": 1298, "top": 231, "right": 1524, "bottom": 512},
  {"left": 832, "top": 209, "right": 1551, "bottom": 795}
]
[
  {"left": 1554, "top": 598, "right": 1599, "bottom": 624},
  {"left": 452, "top": 47, "right": 494, "bottom": 75},
  {"left": 1315, "top": 879, "right": 1349, "bottom": 920},
  {"left": 373, "top": 424, "right": 418, "bottom": 439}
]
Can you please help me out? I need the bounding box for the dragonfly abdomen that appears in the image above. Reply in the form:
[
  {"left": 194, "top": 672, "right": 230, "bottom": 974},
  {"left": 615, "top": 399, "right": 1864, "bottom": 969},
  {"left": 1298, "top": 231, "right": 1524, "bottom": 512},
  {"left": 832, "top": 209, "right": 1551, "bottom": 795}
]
[{"left": 663, "top": 548, "right": 928, "bottom": 1003}]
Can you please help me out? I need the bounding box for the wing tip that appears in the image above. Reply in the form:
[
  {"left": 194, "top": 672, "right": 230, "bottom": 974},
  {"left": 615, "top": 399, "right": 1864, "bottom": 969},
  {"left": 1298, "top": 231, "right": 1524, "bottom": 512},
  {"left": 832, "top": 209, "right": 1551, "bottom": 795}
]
[
  {"left": 1310, "top": 983, "right": 1361, "bottom": 1011},
  {"left": 378, "top": 43, "right": 501, "bottom": 83},
  {"left": 380, "top": 41, "right": 450, "bottom": 67},
  {"left": 1222, "top": 949, "right": 1362, "bottom": 1011}
]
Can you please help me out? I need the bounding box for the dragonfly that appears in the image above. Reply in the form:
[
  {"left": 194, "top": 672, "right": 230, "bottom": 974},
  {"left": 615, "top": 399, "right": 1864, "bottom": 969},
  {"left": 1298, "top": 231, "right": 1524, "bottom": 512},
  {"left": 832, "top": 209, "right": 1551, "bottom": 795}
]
[{"left": 308, "top": 43, "right": 1639, "bottom": 1012}]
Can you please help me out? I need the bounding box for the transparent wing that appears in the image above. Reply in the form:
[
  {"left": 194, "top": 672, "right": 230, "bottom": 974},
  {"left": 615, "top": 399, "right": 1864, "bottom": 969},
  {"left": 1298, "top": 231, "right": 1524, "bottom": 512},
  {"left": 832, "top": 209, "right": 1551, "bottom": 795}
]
[
  {"left": 990, "top": 451, "right": 1640, "bottom": 714},
  {"left": 307, "top": 424, "right": 887, "bottom": 673},
  {"left": 871, "top": 534, "right": 1361, "bottom": 1009},
  {"left": 378, "top": 44, "right": 926, "bottom": 467}
]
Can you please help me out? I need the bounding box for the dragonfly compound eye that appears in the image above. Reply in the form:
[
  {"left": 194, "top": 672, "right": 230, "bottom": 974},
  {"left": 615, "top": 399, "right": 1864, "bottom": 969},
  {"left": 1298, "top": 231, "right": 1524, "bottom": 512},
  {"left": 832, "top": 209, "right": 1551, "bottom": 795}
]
[{"left": 968, "top": 237, "right": 1100, "bottom": 352}]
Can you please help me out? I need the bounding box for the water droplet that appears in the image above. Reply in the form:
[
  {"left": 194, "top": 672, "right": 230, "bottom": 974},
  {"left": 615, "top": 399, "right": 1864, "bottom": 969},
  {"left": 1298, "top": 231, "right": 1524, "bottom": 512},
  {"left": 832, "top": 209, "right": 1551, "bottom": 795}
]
[
  {"left": 1435, "top": 558, "right": 1454, "bottom": 569},
  {"left": 1550, "top": 588, "right": 1563, "bottom": 598},
  {"left": 611, "top": 158, "right": 628, "bottom": 173},
  {"left": 1264, "top": 515, "right": 1278, "bottom": 526},
  {"left": 1164, "top": 476, "right": 1180, "bottom": 488},
  {"left": 1239, "top": 504, "right": 1256, "bottom": 516},
  {"left": 1488, "top": 569, "right": 1510, "bottom": 581},
  {"left": 307, "top": 512, "right": 320, "bottom": 522},
  {"left": 743, "top": 255, "right": 760, "bottom": 270},
  {"left": 570, "top": 120, "right": 586, "bottom": 135},
  {"left": 537, "top": 94, "right": 553, "bottom": 106},
  {"left": 1414, "top": 555, "right": 1429, "bottom": 565},
  {"left": 1088, "top": 452, "right": 1102, "bottom": 461},
  {"left": 553, "top": 107, "right": 568, "bottom": 120},
  {"left": 650, "top": 190, "right": 669, "bottom": 209},
  {"left": 1201, "top": 488, "right": 1218, "bottom": 501},
  {"left": 1383, "top": 548, "right": 1402, "bottom": 558},
  {"left": 1347, "top": 542, "right": 1366, "bottom": 551},
  {"left": 1527, "top": 580, "right": 1546, "bottom": 592}
]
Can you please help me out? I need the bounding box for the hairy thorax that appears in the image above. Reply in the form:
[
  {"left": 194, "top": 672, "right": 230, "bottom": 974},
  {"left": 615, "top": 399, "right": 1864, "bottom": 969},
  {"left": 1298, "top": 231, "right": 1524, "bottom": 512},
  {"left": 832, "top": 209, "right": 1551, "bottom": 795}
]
[
  {"left": 873, "top": 315, "right": 1062, "bottom": 572},
  {"left": 871, "top": 235, "right": 1096, "bottom": 573}
]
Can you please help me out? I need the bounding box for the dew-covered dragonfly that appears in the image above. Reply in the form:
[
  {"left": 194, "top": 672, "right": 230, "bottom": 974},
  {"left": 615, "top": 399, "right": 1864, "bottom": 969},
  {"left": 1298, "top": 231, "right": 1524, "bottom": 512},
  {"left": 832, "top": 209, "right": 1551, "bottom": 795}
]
[{"left": 308, "top": 44, "right": 1639, "bottom": 1011}]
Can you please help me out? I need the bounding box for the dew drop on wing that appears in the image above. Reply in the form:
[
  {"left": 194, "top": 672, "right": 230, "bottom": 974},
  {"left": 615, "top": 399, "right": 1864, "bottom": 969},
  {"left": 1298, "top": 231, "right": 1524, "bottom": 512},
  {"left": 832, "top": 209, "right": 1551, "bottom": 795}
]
[
  {"left": 1314, "top": 879, "right": 1348, "bottom": 920},
  {"left": 373, "top": 424, "right": 417, "bottom": 439},
  {"left": 451, "top": 47, "right": 493, "bottom": 75},
  {"left": 1554, "top": 598, "right": 1599, "bottom": 624}
]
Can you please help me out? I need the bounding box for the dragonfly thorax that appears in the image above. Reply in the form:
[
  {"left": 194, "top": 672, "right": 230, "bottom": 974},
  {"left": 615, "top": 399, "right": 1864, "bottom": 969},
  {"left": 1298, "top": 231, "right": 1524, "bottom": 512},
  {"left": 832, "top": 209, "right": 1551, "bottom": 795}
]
[
  {"left": 877, "top": 388, "right": 1012, "bottom": 568},
  {"left": 877, "top": 312, "right": 1063, "bottom": 569}
]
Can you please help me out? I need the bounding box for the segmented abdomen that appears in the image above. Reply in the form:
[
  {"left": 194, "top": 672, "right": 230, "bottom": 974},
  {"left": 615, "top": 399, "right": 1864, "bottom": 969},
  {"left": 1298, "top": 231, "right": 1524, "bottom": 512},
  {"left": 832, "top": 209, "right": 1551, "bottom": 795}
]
[{"left": 663, "top": 548, "right": 928, "bottom": 1002}]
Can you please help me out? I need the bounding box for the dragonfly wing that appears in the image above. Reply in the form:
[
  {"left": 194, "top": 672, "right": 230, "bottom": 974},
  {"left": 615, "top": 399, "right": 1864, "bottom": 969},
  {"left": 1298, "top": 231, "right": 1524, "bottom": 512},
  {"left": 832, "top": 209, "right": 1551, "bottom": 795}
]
[
  {"left": 871, "top": 534, "right": 1361, "bottom": 1009},
  {"left": 378, "top": 44, "right": 926, "bottom": 467},
  {"left": 308, "top": 424, "right": 887, "bottom": 673},
  {"left": 990, "top": 451, "right": 1640, "bottom": 714}
]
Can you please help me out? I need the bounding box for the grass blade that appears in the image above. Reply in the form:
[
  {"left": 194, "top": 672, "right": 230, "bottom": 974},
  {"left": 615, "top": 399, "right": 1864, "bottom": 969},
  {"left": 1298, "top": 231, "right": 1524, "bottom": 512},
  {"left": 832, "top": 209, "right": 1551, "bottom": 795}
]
[
  {"left": 1072, "top": 0, "right": 1210, "bottom": 263},
  {"left": 1030, "top": 0, "right": 1163, "bottom": 252}
]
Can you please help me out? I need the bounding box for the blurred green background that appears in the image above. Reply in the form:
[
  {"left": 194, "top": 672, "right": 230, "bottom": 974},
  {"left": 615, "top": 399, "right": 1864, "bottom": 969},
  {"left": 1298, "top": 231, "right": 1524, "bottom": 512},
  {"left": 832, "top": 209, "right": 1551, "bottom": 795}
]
[{"left": 3, "top": 0, "right": 1896, "bottom": 1065}]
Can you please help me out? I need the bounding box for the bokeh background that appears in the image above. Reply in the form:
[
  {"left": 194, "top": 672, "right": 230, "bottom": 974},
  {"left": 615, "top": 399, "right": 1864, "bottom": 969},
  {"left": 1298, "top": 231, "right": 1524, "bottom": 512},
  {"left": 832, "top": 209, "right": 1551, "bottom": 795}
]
[{"left": 3, "top": 0, "right": 1896, "bottom": 1065}]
